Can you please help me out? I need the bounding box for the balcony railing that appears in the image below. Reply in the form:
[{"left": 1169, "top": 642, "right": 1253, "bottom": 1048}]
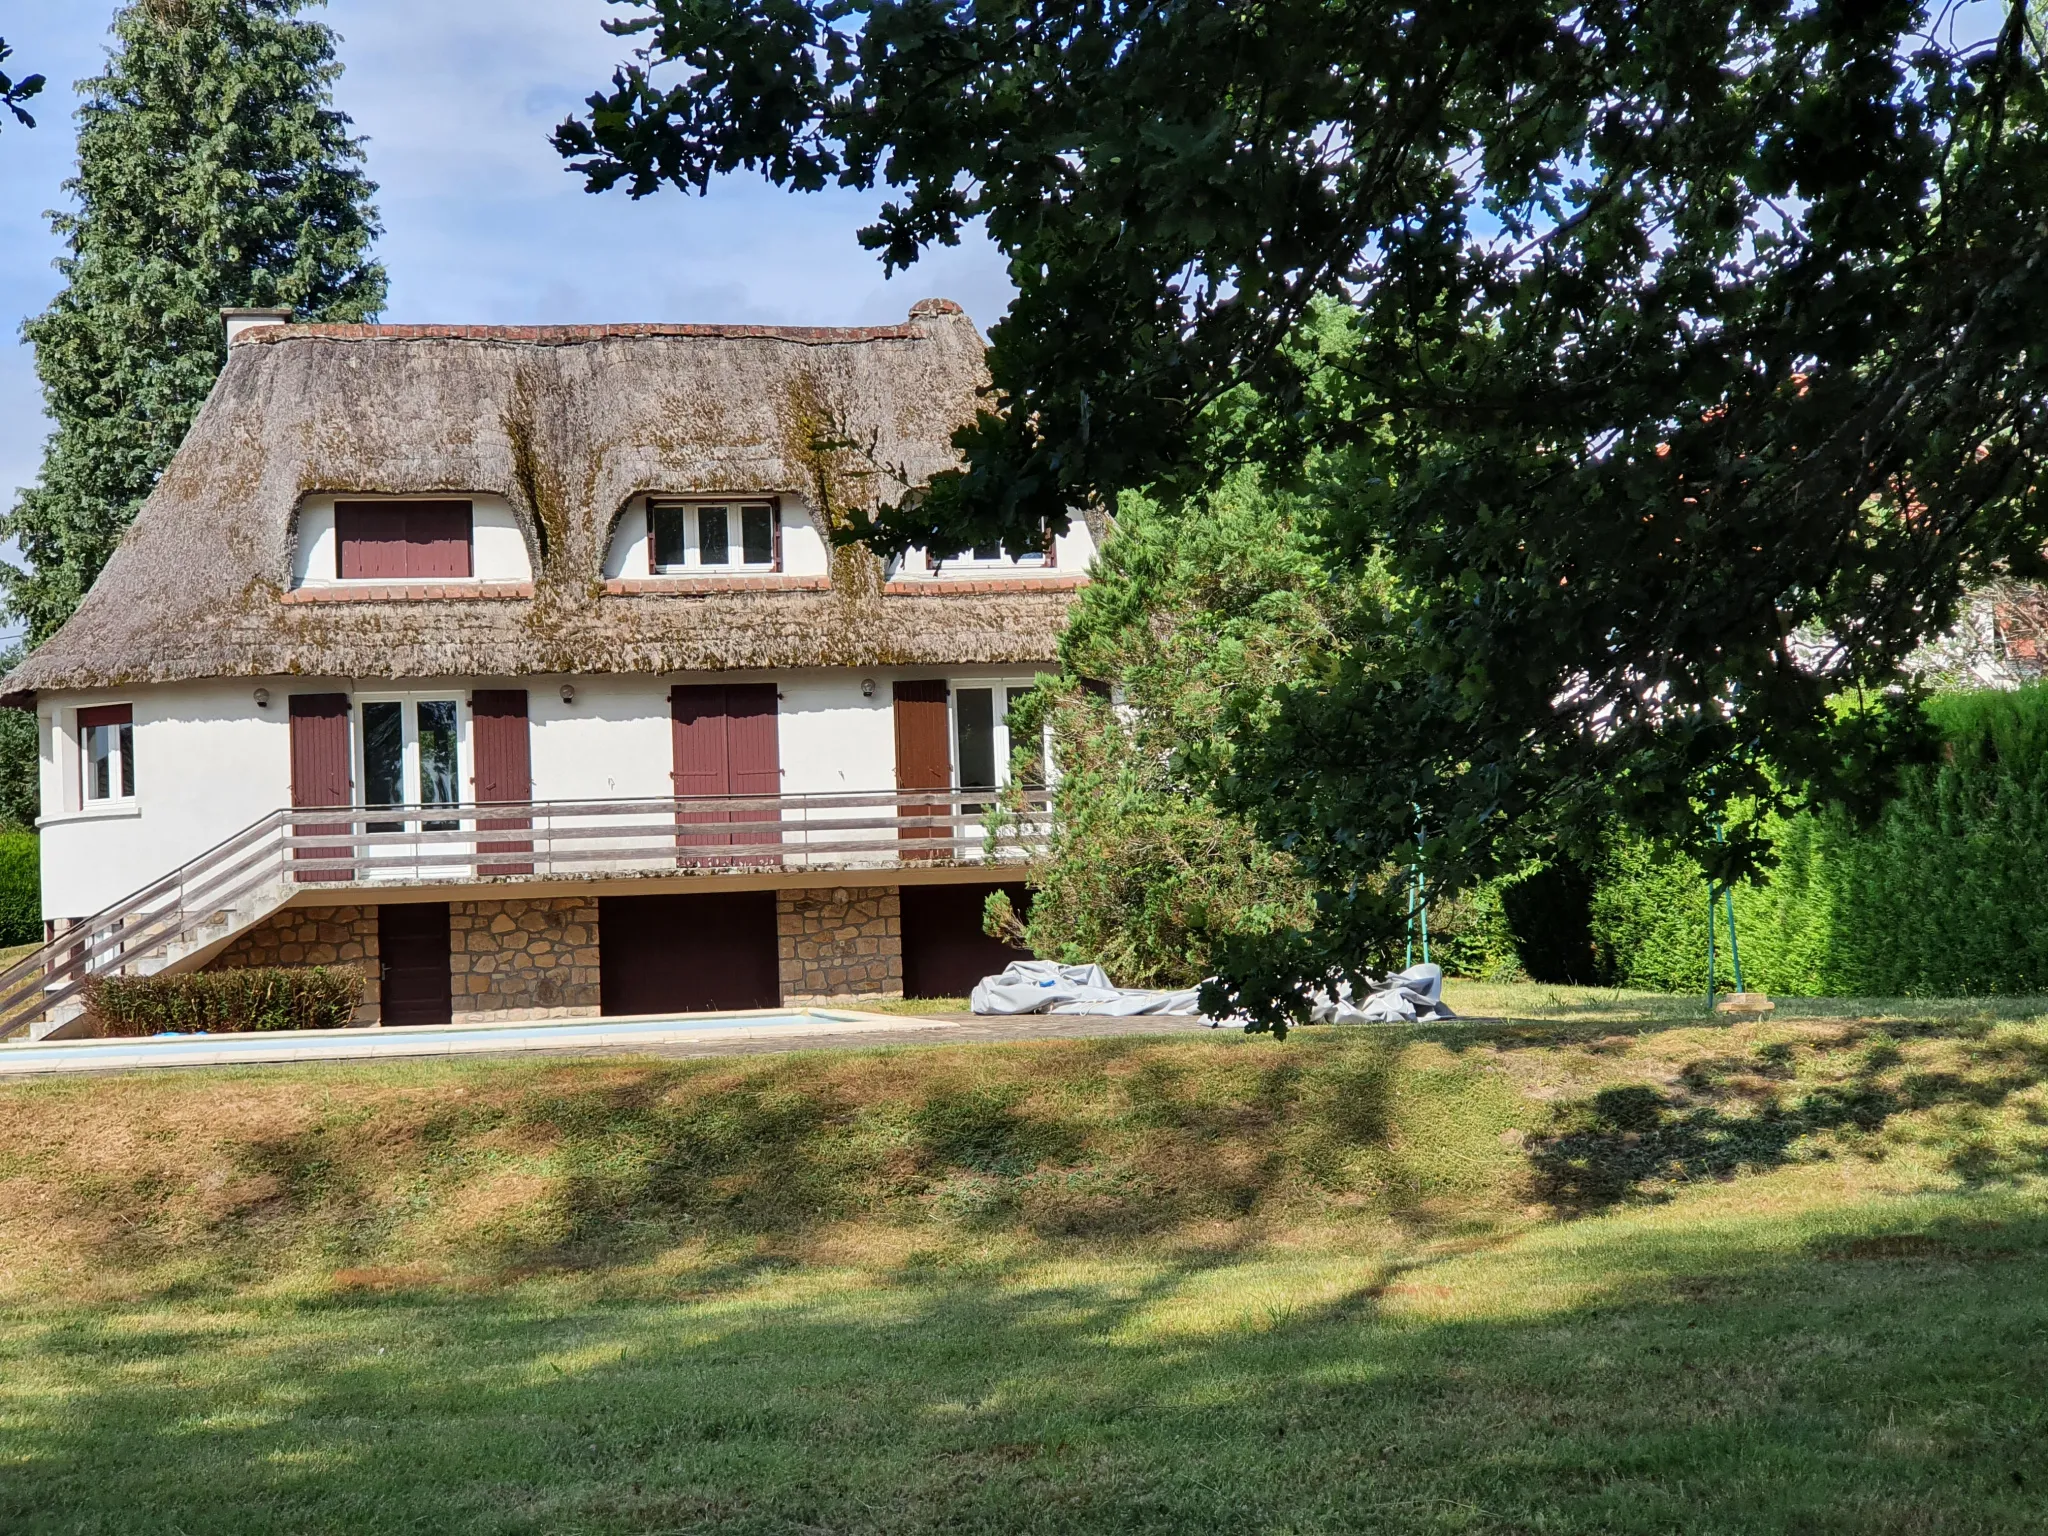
[{"left": 0, "top": 789, "right": 1049, "bottom": 1040}]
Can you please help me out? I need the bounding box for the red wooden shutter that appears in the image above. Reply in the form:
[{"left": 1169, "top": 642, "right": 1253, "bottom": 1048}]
[
  {"left": 893, "top": 680, "right": 952, "bottom": 857},
  {"left": 289, "top": 694, "right": 353, "bottom": 882},
  {"left": 408, "top": 503, "right": 473, "bottom": 579},
  {"left": 670, "top": 684, "right": 782, "bottom": 864},
  {"left": 472, "top": 689, "right": 531, "bottom": 875},
  {"left": 724, "top": 683, "right": 781, "bottom": 862},
  {"left": 335, "top": 500, "right": 473, "bottom": 580},
  {"left": 77, "top": 704, "right": 132, "bottom": 730},
  {"left": 672, "top": 684, "right": 733, "bottom": 861}
]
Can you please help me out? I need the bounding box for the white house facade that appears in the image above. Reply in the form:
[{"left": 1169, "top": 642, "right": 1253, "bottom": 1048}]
[{"left": 0, "top": 301, "right": 1093, "bottom": 1036}]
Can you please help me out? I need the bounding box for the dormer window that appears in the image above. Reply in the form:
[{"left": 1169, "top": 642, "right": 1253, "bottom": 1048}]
[
  {"left": 335, "top": 500, "right": 473, "bottom": 580},
  {"left": 650, "top": 500, "right": 778, "bottom": 572}
]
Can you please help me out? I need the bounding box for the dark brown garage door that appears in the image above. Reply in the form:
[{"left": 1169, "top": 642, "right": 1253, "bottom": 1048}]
[
  {"left": 599, "top": 892, "right": 781, "bottom": 1016},
  {"left": 379, "top": 902, "right": 451, "bottom": 1025},
  {"left": 901, "top": 883, "right": 1034, "bottom": 1000}
]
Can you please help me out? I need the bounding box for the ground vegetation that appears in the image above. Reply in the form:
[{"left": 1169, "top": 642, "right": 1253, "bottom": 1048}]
[{"left": 2, "top": 993, "right": 2044, "bottom": 1530}]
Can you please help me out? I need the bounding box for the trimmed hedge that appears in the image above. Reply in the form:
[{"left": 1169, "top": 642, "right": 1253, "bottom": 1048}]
[
  {"left": 1588, "top": 683, "right": 2048, "bottom": 996},
  {"left": 0, "top": 830, "right": 38, "bottom": 948},
  {"left": 85, "top": 966, "right": 364, "bottom": 1036}
]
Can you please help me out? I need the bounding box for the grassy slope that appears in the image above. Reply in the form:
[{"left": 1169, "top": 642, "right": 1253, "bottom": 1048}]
[{"left": 2, "top": 987, "right": 2046, "bottom": 1534}]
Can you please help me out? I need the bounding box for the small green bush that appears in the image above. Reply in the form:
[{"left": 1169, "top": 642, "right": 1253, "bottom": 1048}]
[
  {"left": 85, "top": 966, "right": 364, "bottom": 1036},
  {"left": 0, "top": 830, "right": 39, "bottom": 948}
]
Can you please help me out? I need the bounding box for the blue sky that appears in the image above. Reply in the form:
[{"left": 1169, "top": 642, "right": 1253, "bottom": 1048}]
[{"left": 0, "top": 0, "right": 1014, "bottom": 522}]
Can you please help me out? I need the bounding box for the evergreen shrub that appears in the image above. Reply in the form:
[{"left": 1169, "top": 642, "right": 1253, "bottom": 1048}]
[
  {"left": 0, "top": 830, "right": 38, "bottom": 947},
  {"left": 85, "top": 967, "right": 363, "bottom": 1036},
  {"left": 1591, "top": 684, "right": 2048, "bottom": 996}
]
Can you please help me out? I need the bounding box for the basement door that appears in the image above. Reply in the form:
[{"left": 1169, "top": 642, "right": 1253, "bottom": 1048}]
[
  {"left": 599, "top": 892, "right": 780, "bottom": 1015},
  {"left": 902, "top": 882, "right": 1035, "bottom": 999},
  {"left": 379, "top": 902, "right": 452, "bottom": 1026},
  {"left": 671, "top": 684, "right": 780, "bottom": 863}
]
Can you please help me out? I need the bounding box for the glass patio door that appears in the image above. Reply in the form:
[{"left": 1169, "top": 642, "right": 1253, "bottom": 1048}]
[{"left": 359, "top": 697, "right": 464, "bottom": 875}]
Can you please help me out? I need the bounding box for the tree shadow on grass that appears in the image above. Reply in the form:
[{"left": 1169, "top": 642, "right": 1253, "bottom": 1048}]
[
  {"left": 1528, "top": 1026, "right": 2048, "bottom": 1212},
  {"left": 6, "top": 1206, "right": 2046, "bottom": 1536}
]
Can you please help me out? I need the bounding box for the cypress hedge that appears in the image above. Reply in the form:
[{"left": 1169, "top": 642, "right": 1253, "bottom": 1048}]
[{"left": 1584, "top": 684, "right": 2048, "bottom": 996}]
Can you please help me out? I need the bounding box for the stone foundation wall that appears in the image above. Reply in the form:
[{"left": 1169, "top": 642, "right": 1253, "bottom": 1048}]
[
  {"left": 450, "top": 897, "right": 602, "bottom": 1020},
  {"left": 777, "top": 886, "right": 903, "bottom": 1001},
  {"left": 208, "top": 905, "right": 380, "bottom": 1022}
]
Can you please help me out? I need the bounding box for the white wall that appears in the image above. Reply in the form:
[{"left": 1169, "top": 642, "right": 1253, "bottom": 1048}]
[
  {"left": 35, "top": 666, "right": 1052, "bottom": 920},
  {"left": 38, "top": 681, "right": 294, "bottom": 920},
  {"left": 292, "top": 493, "right": 532, "bottom": 586},
  {"left": 602, "top": 496, "right": 831, "bottom": 579}
]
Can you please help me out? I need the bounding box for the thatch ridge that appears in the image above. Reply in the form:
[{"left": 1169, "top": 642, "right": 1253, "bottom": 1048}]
[{"left": 4, "top": 301, "right": 1075, "bottom": 703}]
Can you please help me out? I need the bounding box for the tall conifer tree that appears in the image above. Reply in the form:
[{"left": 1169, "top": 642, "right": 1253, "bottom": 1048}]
[{"left": 3, "top": 0, "right": 385, "bottom": 645}]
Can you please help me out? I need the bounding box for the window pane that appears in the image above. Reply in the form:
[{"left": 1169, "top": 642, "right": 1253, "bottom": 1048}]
[
  {"left": 417, "top": 700, "right": 459, "bottom": 830},
  {"left": 698, "top": 505, "right": 730, "bottom": 565},
  {"left": 956, "top": 687, "right": 996, "bottom": 790},
  {"left": 1007, "top": 687, "right": 1043, "bottom": 786},
  {"left": 362, "top": 701, "right": 404, "bottom": 831},
  {"left": 85, "top": 724, "right": 113, "bottom": 801},
  {"left": 741, "top": 504, "right": 774, "bottom": 565},
  {"left": 118, "top": 722, "right": 135, "bottom": 798},
  {"left": 972, "top": 543, "right": 1003, "bottom": 561},
  {"left": 652, "top": 504, "right": 688, "bottom": 570}
]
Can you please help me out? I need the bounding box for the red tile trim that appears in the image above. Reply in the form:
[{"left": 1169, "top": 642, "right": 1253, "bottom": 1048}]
[
  {"left": 883, "top": 576, "right": 1089, "bottom": 596},
  {"left": 605, "top": 575, "right": 833, "bottom": 596},
  {"left": 281, "top": 582, "right": 534, "bottom": 603}
]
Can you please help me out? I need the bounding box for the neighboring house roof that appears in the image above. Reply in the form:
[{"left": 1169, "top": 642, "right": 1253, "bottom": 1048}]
[{"left": 3, "top": 300, "right": 1079, "bottom": 704}]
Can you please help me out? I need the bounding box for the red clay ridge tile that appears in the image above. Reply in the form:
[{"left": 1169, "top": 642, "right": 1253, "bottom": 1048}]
[
  {"left": 237, "top": 322, "right": 921, "bottom": 347},
  {"left": 604, "top": 575, "right": 832, "bottom": 595}
]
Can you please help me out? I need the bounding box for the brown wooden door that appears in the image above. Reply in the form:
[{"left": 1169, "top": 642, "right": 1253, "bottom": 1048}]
[
  {"left": 893, "top": 680, "right": 951, "bottom": 858},
  {"left": 379, "top": 902, "right": 452, "bottom": 1025},
  {"left": 599, "top": 892, "right": 780, "bottom": 1015},
  {"left": 289, "top": 693, "right": 353, "bottom": 882},
  {"left": 671, "top": 683, "right": 781, "bottom": 864},
  {"left": 472, "top": 689, "right": 532, "bottom": 876},
  {"left": 902, "top": 882, "right": 1035, "bottom": 999}
]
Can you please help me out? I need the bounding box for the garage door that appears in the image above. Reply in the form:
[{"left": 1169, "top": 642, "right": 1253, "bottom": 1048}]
[
  {"left": 901, "top": 882, "right": 1034, "bottom": 1000},
  {"left": 599, "top": 892, "right": 780, "bottom": 1016}
]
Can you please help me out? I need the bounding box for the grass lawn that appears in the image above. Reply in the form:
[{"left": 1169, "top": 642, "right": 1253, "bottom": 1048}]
[{"left": 3, "top": 984, "right": 2046, "bottom": 1533}]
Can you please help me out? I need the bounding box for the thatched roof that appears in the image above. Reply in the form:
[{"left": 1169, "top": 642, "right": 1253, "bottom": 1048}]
[{"left": 3, "top": 301, "right": 1080, "bottom": 704}]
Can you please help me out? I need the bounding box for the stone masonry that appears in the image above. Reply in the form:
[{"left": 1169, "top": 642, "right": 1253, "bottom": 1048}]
[
  {"left": 208, "top": 904, "right": 380, "bottom": 1022},
  {"left": 449, "top": 897, "right": 601, "bottom": 1021},
  {"left": 777, "top": 886, "right": 904, "bottom": 1002}
]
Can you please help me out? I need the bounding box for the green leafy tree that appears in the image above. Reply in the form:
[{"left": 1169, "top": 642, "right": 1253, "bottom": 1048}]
[
  {"left": 3, "top": 0, "right": 385, "bottom": 647},
  {"left": 995, "top": 466, "right": 1336, "bottom": 986},
  {"left": 563, "top": 2, "right": 2048, "bottom": 1023},
  {"left": 0, "top": 37, "right": 45, "bottom": 129}
]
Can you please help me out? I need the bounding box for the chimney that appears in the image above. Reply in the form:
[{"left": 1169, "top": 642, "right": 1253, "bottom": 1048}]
[{"left": 222, "top": 307, "right": 292, "bottom": 345}]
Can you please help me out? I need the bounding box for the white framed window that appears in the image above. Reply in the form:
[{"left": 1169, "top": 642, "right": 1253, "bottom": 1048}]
[
  {"left": 649, "top": 500, "right": 778, "bottom": 572},
  {"left": 355, "top": 695, "right": 466, "bottom": 832},
  {"left": 930, "top": 539, "right": 1050, "bottom": 573},
  {"left": 950, "top": 681, "right": 1049, "bottom": 793},
  {"left": 79, "top": 704, "right": 136, "bottom": 803}
]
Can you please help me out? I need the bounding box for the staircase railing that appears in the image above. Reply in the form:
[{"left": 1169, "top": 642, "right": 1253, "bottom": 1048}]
[{"left": 0, "top": 788, "right": 1049, "bottom": 1040}]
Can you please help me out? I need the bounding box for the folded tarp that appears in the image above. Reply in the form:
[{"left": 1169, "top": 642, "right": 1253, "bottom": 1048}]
[
  {"left": 1311, "top": 963, "right": 1457, "bottom": 1024},
  {"left": 970, "top": 960, "right": 1207, "bottom": 1017}
]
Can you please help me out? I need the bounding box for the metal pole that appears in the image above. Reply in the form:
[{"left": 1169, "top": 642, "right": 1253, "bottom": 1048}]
[
  {"left": 1723, "top": 885, "right": 1745, "bottom": 995},
  {"left": 1706, "top": 883, "right": 1718, "bottom": 1010},
  {"left": 1418, "top": 868, "right": 1431, "bottom": 966}
]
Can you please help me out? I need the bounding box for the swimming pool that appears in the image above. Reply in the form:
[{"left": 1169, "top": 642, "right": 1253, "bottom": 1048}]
[{"left": 0, "top": 1008, "right": 945, "bottom": 1076}]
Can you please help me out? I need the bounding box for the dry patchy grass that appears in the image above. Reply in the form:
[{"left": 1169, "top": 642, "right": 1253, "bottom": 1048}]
[{"left": 2, "top": 1004, "right": 2046, "bottom": 1532}]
